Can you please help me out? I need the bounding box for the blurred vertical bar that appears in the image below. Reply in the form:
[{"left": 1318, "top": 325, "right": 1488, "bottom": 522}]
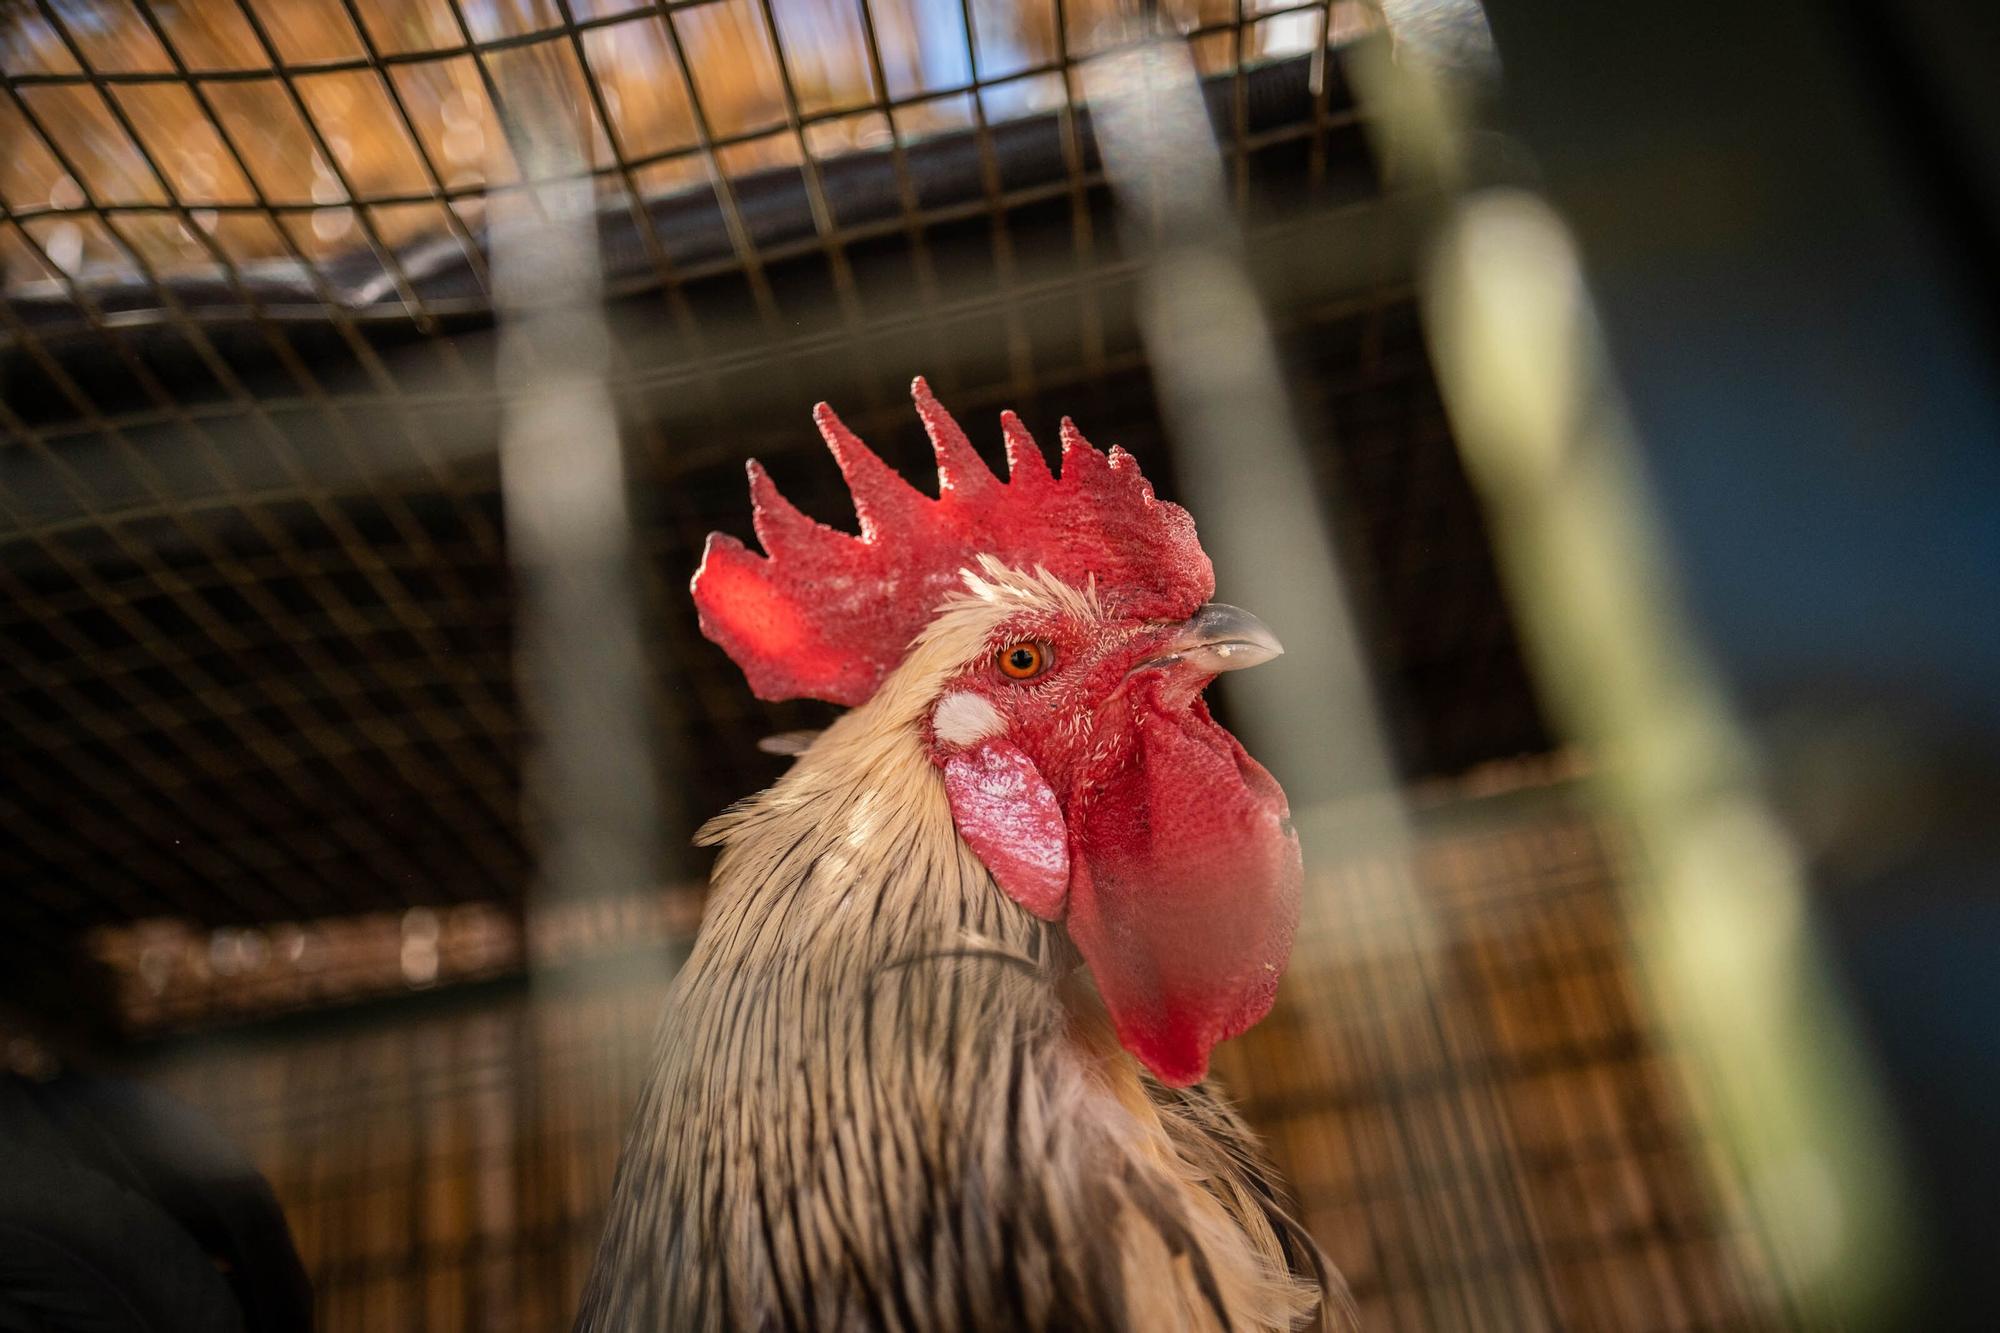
[
  {"left": 1422, "top": 188, "right": 1913, "bottom": 1328},
  {"left": 1087, "top": 31, "right": 1562, "bottom": 1330},
  {"left": 490, "top": 59, "right": 665, "bottom": 962},
  {"left": 1355, "top": 2, "right": 1925, "bottom": 1323},
  {"left": 1085, "top": 35, "right": 1401, "bottom": 820}
]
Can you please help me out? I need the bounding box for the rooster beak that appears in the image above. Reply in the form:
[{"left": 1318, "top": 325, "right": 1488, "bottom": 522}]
[{"left": 1141, "top": 603, "right": 1285, "bottom": 675}]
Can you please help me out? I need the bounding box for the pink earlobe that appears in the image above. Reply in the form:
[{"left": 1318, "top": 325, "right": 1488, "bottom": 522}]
[{"left": 942, "top": 741, "right": 1070, "bottom": 919}]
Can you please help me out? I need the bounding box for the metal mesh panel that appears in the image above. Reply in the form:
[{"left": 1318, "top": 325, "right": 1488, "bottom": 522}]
[
  {"left": 1, "top": 0, "right": 1376, "bottom": 307},
  {"left": 136, "top": 784, "right": 1784, "bottom": 1332},
  {"left": 0, "top": 5, "right": 1784, "bottom": 1329},
  {"left": 3, "top": 4, "right": 1404, "bottom": 955},
  {"left": 7, "top": 288, "right": 1546, "bottom": 948}
]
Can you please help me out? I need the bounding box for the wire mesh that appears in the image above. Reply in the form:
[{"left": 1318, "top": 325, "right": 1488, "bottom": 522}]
[
  {"left": 1, "top": 4, "right": 1788, "bottom": 1329},
  {"left": 6, "top": 291, "right": 1535, "bottom": 947},
  {"left": 0, "top": 0, "right": 1377, "bottom": 304},
  {"left": 133, "top": 782, "right": 1784, "bottom": 1332}
]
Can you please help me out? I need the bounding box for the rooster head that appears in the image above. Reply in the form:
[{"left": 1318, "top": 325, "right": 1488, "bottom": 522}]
[{"left": 692, "top": 378, "right": 1301, "bottom": 1087}]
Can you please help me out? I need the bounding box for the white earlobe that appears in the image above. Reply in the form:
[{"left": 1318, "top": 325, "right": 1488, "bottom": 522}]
[{"left": 932, "top": 691, "right": 1004, "bottom": 747}]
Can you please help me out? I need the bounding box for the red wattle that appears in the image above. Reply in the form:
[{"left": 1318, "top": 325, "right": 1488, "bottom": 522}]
[
  {"left": 1065, "top": 695, "right": 1302, "bottom": 1087},
  {"left": 943, "top": 740, "right": 1070, "bottom": 920}
]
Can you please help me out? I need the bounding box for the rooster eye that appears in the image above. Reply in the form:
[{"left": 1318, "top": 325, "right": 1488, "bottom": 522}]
[{"left": 996, "top": 641, "right": 1049, "bottom": 680}]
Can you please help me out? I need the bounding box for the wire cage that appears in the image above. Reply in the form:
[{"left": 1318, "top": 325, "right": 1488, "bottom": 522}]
[{"left": 3, "top": 1, "right": 1794, "bottom": 1329}]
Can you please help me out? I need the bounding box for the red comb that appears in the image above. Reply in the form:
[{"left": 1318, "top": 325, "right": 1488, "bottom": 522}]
[{"left": 693, "top": 377, "right": 1214, "bottom": 706}]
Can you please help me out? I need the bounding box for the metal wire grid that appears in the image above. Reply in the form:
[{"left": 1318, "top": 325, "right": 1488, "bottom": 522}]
[
  {"left": 0, "top": 0, "right": 1382, "bottom": 663},
  {"left": 133, "top": 787, "right": 1785, "bottom": 1333},
  {"left": 0, "top": 12, "right": 1785, "bottom": 1329},
  {"left": 0, "top": 0, "right": 1377, "bottom": 478},
  {"left": 48, "top": 291, "right": 1545, "bottom": 1035},
  {"left": 6, "top": 272, "right": 1547, "bottom": 970},
  {"left": 0, "top": 0, "right": 1373, "bottom": 307},
  {"left": 0, "top": 1, "right": 1380, "bottom": 951}
]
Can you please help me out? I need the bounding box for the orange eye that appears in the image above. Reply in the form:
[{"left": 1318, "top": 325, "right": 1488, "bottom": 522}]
[{"left": 996, "top": 641, "right": 1048, "bottom": 680}]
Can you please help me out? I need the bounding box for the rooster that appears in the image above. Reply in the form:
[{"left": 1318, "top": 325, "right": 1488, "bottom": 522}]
[{"left": 579, "top": 380, "right": 1344, "bottom": 1332}]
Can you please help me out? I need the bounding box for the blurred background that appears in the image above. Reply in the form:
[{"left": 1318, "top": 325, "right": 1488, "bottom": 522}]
[{"left": 2, "top": 0, "right": 1995, "bottom": 1329}]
